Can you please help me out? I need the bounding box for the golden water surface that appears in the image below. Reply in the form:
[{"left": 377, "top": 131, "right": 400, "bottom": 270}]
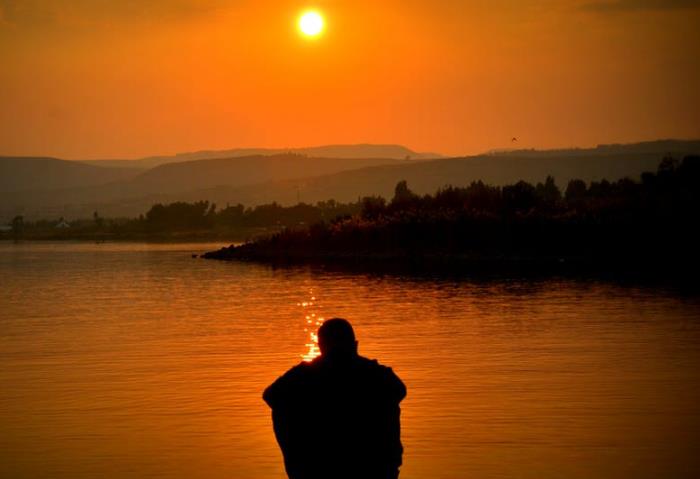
[{"left": 1, "top": 242, "right": 699, "bottom": 478}]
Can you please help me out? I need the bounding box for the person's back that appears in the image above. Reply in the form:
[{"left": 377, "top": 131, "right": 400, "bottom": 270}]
[{"left": 263, "top": 318, "right": 406, "bottom": 479}]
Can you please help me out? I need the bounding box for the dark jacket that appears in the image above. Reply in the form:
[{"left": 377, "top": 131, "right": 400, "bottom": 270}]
[{"left": 263, "top": 354, "right": 406, "bottom": 479}]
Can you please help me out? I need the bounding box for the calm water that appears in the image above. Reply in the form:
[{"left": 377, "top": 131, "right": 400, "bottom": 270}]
[{"left": 1, "top": 242, "right": 699, "bottom": 479}]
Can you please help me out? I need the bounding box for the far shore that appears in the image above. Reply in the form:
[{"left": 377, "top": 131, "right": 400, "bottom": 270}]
[
  {"left": 0, "top": 228, "right": 272, "bottom": 244},
  {"left": 202, "top": 245, "right": 699, "bottom": 275}
]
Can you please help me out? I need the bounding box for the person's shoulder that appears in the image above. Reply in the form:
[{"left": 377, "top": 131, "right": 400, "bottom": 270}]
[
  {"left": 356, "top": 356, "right": 402, "bottom": 381},
  {"left": 287, "top": 360, "right": 313, "bottom": 374},
  {"left": 357, "top": 355, "right": 407, "bottom": 400},
  {"left": 263, "top": 361, "right": 314, "bottom": 407},
  {"left": 357, "top": 355, "right": 393, "bottom": 372},
  {"left": 278, "top": 361, "right": 316, "bottom": 383}
]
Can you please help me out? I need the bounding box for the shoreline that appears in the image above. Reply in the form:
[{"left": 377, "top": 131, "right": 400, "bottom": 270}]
[
  {"left": 201, "top": 244, "right": 700, "bottom": 280},
  {"left": 0, "top": 229, "right": 272, "bottom": 244}
]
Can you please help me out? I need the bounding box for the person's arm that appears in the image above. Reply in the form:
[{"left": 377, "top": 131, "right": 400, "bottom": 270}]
[
  {"left": 387, "top": 367, "right": 406, "bottom": 474},
  {"left": 263, "top": 366, "right": 307, "bottom": 478},
  {"left": 263, "top": 364, "right": 298, "bottom": 408},
  {"left": 386, "top": 367, "right": 407, "bottom": 403},
  {"left": 262, "top": 380, "right": 279, "bottom": 408}
]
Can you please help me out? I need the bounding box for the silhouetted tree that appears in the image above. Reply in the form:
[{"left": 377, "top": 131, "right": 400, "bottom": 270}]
[
  {"left": 93, "top": 211, "right": 103, "bottom": 229},
  {"left": 391, "top": 180, "right": 418, "bottom": 207},
  {"left": 565, "top": 179, "right": 587, "bottom": 202},
  {"left": 464, "top": 181, "right": 501, "bottom": 212},
  {"left": 589, "top": 179, "right": 612, "bottom": 198},
  {"left": 145, "top": 201, "right": 212, "bottom": 230},
  {"left": 536, "top": 176, "right": 561, "bottom": 207},
  {"left": 361, "top": 196, "right": 387, "bottom": 220},
  {"left": 11, "top": 215, "right": 24, "bottom": 237},
  {"left": 218, "top": 204, "right": 245, "bottom": 226},
  {"left": 503, "top": 181, "right": 537, "bottom": 212},
  {"left": 658, "top": 156, "right": 679, "bottom": 175},
  {"left": 192, "top": 156, "right": 700, "bottom": 269}
]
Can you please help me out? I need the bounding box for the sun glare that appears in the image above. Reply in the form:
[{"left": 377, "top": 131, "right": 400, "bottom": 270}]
[{"left": 299, "top": 10, "right": 325, "bottom": 38}]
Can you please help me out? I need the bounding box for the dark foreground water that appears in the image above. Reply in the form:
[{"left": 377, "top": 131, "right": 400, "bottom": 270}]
[{"left": 1, "top": 241, "right": 699, "bottom": 479}]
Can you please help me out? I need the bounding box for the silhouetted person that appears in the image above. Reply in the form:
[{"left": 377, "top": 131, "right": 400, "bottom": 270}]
[{"left": 263, "top": 318, "right": 406, "bottom": 479}]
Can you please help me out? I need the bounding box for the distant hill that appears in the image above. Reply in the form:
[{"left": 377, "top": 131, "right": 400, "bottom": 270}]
[
  {"left": 0, "top": 157, "right": 140, "bottom": 193},
  {"left": 123, "top": 154, "right": 411, "bottom": 195},
  {"left": 81, "top": 144, "right": 441, "bottom": 169},
  {"left": 486, "top": 139, "right": 700, "bottom": 158},
  {"left": 127, "top": 140, "right": 700, "bottom": 211},
  {"left": 0, "top": 154, "right": 409, "bottom": 219},
  {"left": 167, "top": 149, "right": 689, "bottom": 208},
  {"left": 2, "top": 139, "right": 699, "bottom": 220}
]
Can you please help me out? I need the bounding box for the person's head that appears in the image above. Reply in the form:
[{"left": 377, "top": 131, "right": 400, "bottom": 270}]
[{"left": 318, "top": 318, "right": 358, "bottom": 358}]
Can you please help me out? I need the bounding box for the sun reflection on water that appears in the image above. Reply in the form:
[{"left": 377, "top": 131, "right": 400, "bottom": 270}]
[{"left": 298, "top": 290, "right": 325, "bottom": 362}]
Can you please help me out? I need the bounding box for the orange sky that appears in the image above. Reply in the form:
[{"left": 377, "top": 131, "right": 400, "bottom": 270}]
[{"left": 1, "top": 0, "right": 699, "bottom": 159}]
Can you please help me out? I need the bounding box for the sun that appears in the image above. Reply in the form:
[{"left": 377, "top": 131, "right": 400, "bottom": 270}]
[{"left": 298, "top": 10, "right": 325, "bottom": 38}]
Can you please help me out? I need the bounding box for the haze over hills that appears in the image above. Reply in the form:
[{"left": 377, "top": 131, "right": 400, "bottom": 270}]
[
  {"left": 81, "top": 144, "right": 441, "bottom": 170},
  {"left": 0, "top": 154, "right": 411, "bottom": 219},
  {"left": 0, "top": 157, "right": 140, "bottom": 193},
  {"left": 2, "top": 140, "right": 699, "bottom": 221},
  {"left": 125, "top": 155, "right": 411, "bottom": 194},
  {"left": 156, "top": 143, "right": 700, "bottom": 210},
  {"left": 1, "top": 149, "right": 417, "bottom": 196},
  {"left": 487, "top": 139, "right": 700, "bottom": 158}
]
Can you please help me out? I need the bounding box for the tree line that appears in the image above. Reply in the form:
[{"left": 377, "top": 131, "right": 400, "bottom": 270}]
[
  {"left": 3, "top": 199, "right": 361, "bottom": 239},
  {"left": 5, "top": 156, "right": 699, "bottom": 255},
  {"left": 205, "top": 156, "right": 700, "bottom": 269}
]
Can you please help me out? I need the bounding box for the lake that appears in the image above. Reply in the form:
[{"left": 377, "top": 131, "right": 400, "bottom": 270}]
[{"left": 1, "top": 241, "right": 699, "bottom": 478}]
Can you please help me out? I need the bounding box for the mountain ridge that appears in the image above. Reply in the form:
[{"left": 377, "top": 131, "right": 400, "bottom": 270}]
[
  {"left": 0, "top": 156, "right": 141, "bottom": 193},
  {"left": 80, "top": 144, "right": 442, "bottom": 169},
  {"left": 2, "top": 139, "right": 699, "bottom": 221}
]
